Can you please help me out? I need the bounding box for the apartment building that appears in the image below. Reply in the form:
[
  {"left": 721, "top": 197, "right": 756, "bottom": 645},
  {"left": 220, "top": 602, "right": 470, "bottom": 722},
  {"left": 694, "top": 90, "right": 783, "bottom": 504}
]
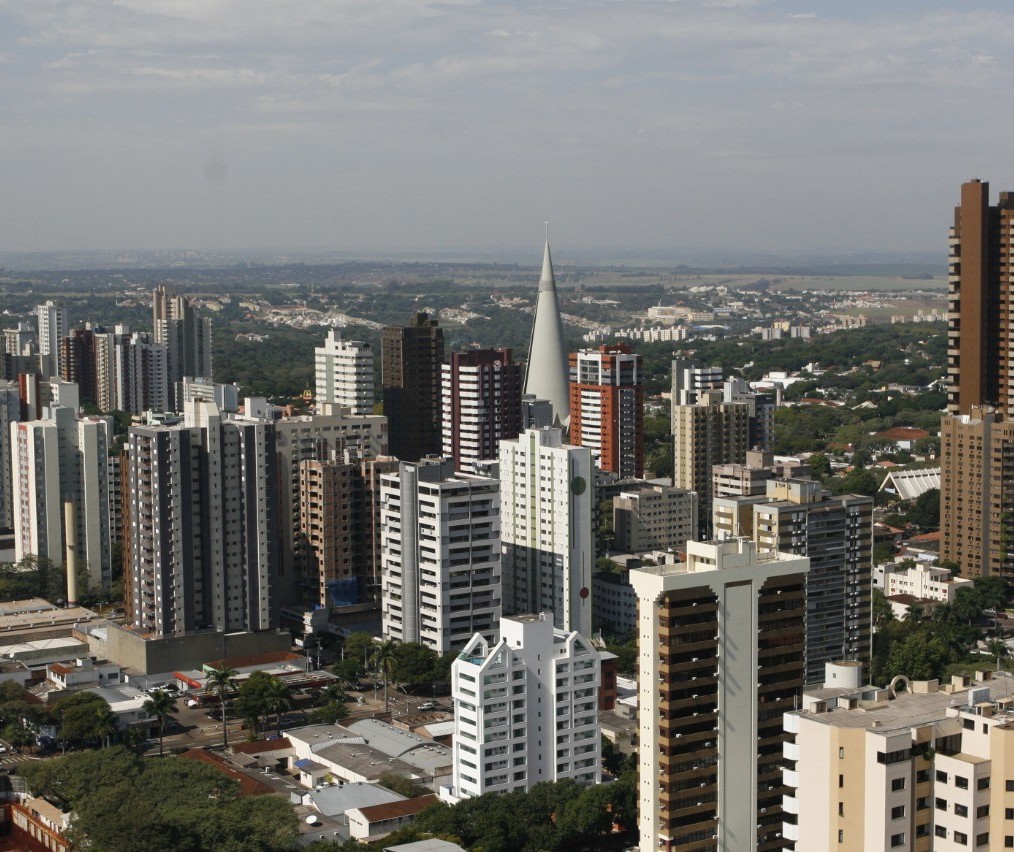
[
  {"left": 441, "top": 347, "right": 522, "bottom": 473},
  {"left": 631, "top": 539, "right": 809, "bottom": 851},
  {"left": 381, "top": 459, "right": 501, "bottom": 653},
  {"left": 499, "top": 427, "right": 594, "bottom": 637},
  {"left": 568, "top": 342, "right": 644, "bottom": 477},
  {"left": 450, "top": 613, "right": 601, "bottom": 799},
  {"left": 315, "top": 330, "right": 374, "bottom": 416},
  {"left": 612, "top": 483, "right": 698, "bottom": 553},
  {"left": 783, "top": 668, "right": 1014, "bottom": 851},
  {"left": 714, "top": 478, "right": 873, "bottom": 685},
  {"left": 124, "top": 399, "right": 278, "bottom": 636},
  {"left": 712, "top": 449, "right": 810, "bottom": 500},
  {"left": 381, "top": 312, "right": 444, "bottom": 463}
]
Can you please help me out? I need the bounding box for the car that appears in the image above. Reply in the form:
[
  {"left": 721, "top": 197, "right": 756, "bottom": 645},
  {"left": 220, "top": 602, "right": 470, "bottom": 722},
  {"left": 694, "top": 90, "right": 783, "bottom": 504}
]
[
  {"left": 418, "top": 701, "right": 436, "bottom": 711},
  {"left": 187, "top": 698, "right": 200, "bottom": 708}
]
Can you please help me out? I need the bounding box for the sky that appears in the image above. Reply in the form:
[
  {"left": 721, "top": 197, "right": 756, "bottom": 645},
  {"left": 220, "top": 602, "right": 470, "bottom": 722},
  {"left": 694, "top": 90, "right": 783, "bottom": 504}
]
[{"left": 3, "top": 0, "right": 1014, "bottom": 258}]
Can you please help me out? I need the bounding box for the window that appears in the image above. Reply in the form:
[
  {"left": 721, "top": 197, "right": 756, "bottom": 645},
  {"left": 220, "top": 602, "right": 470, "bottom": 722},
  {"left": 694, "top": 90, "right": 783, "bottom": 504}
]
[
  {"left": 937, "top": 798, "right": 948, "bottom": 811},
  {"left": 976, "top": 834, "right": 989, "bottom": 848},
  {"left": 839, "top": 747, "right": 844, "bottom": 759},
  {"left": 891, "top": 777, "right": 906, "bottom": 791},
  {"left": 1005, "top": 838, "right": 1014, "bottom": 848},
  {"left": 838, "top": 802, "right": 844, "bottom": 816},
  {"left": 955, "top": 804, "right": 968, "bottom": 817},
  {"left": 978, "top": 777, "right": 990, "bottom": 790},
  {"left": 838, "top": 830, "right": 843, "bottom": 844},
  {"left": 891, "top": 805, "right": 906, "bottom": 819},
  {"left": 977, "top": 805, "right": 990, "bottom": 819},
  {"left": 936, "top": 826, "right": 947, "bottom": 838},
  {"left": 1007, "top": 808, "right": 1014, "bottom": 820},
  {"left": 963, "top": 718, "right": 975, "bottom": 730},
  {"left": 956, "top": 776, "right": 969, "bottom": 790},
  {"left": 890, "top": 834, "right": 905, "bottom": 848},
  {"left": 839, "top": 774, "right": 844, "bottom": 789},
  {"left": 1007, "top": 781, "right": 1014, "bottom": 792},
  {"left": 939, "top": 770, "right": 950, "bottom": 783},
  {"left": 954, "top": 832, "right": 968, "bottom": 846}
]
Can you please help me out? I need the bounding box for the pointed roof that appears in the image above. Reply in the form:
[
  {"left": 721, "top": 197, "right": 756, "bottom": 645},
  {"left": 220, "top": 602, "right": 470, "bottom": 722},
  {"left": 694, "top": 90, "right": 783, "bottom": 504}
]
[{"left": 524, "top": 238, "right": 570, "bottom": 427}]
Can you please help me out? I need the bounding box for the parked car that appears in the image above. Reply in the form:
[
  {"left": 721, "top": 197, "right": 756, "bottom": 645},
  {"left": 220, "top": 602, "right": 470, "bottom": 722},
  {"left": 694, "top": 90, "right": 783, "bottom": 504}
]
[{"left": 418, "top": 701, "right": 436, "bottom": 711}]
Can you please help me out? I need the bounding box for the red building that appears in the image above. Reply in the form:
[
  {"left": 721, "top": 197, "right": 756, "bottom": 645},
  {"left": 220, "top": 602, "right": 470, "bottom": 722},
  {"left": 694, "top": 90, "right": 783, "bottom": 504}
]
[{"left": 569, "top": 343, "right": 644, "bottom": 477}]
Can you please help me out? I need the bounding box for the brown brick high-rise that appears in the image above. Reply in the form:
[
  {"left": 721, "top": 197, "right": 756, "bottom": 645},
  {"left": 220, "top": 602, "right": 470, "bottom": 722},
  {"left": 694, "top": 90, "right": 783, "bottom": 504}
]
[
  {"left": 942, "top": 180, "right": 1014, "bottom": 577},
  {"left": 381, "top": 313, "right": 444, "bottom": 462}
]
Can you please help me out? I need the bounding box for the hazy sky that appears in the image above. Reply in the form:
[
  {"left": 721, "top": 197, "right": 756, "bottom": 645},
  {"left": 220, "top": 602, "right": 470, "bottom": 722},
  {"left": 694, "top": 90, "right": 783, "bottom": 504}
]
[{"left": 3, "top": 0, "right": 1014, "bottom": 257}]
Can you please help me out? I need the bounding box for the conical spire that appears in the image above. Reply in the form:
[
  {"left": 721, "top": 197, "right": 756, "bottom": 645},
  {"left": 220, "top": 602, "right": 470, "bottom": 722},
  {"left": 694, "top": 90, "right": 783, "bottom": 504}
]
[{"left": 524, "top": 231, "right": 570, "bottom": 427}]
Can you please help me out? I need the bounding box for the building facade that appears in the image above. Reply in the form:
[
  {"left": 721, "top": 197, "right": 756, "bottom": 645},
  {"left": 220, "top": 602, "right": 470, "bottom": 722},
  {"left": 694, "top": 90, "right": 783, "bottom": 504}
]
[
  {"left": 36, "top": 301, "right": 68, "bottom": 377},
  {"left": 568, "top": 342, "right": 644, "bottom": 477},
  {"left": 631, "top": 539, "right": 809, "bottom": 851},
  {"left": 783, "top": 669, "right": 1014, "bottom": 851},
  {"left": 124, "top": 400, "right": 278, "bottom": 636},
  {"left": 441, "top": 347, "right": 522, "bottom": 473},
  {"left": 714, "top": 478, "right": 873, "bottom": 685},
  {"left": 315, "top": 330, "right": 375, "bottom": 416},
  {"left": 613, "top": 483, "right": 698, "bottom": 553},
  {"left": 450, "top": 613, "right": 601, "bottom": 799},
  {"left": 381, "top": 460, "right": 501, "bottom": 653},
  {"left": 499, "top": 427, "right": 594, "bottom": 637},
  {"left": 381, "top": 313, "right": 444, "bottom": 462}
]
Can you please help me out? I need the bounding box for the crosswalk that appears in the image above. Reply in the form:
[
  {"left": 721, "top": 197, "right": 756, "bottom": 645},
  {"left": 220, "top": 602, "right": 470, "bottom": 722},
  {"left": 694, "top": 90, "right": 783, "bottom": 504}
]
[{"left": 0, "top": 753, "right": 35, "bottom": 769}]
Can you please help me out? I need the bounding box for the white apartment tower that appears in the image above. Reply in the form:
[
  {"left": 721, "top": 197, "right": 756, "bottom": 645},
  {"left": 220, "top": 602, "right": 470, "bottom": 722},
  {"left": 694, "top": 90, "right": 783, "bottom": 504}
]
[
  {"left": 381, "top": 459, "right": 501, "bottom": 653},
  {"left": 499, "top": 427, "right": 594, "bottom": 637},
  {"left": 0, "top": 382, "right": 21, "bottom": 530},
  {"left": 125, "top": 400, "right": 278, "bottom": 636},
  {"left": 36, "top": 301, "right": 68, "bottom": 377},
  {"left": 315, "top": 330, "right": 374, "bottom": 416},
  {"left": 10, "top": 386, "right": 113, "bottom": 588},
  {"left": 451, "top": 613, "right": 601, "bottom": 799}
]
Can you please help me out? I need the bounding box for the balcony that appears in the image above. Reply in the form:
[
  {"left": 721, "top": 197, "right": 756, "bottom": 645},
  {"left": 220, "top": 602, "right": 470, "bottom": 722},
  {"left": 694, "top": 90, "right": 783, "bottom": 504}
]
[
  {"left": 782, "top": 794, "right": 799, "bottom": 815},
  {"left": 782, "top": 741, "right": 800, "bottom": 762},
  {"left": 783, "top": 822, "right": 800, "bottom": 842}
]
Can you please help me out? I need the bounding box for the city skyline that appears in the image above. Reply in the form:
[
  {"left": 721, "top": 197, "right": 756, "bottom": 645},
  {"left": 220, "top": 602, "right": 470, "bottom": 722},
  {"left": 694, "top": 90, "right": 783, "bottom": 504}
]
[{"left": 4, "top": 2, "right": 1014, "bottom": 256}]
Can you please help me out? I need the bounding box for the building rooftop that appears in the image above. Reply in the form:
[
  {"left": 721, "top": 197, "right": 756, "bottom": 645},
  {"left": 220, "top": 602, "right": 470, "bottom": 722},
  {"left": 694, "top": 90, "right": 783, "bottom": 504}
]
[
  {"left": 306, "top": 782, "right": 404, "bottom": 817},
  {"left": 180, "top": 748, "right": 274, "bottom": 797},
  {"left": 345, "top": 720, "right": 452, "bottom": 776},
  {"left": 353, "top": 794, "right": 438, "bottom": 824},
  {"left": 385, "top": 840, "right": 468, "bottom": 852}
]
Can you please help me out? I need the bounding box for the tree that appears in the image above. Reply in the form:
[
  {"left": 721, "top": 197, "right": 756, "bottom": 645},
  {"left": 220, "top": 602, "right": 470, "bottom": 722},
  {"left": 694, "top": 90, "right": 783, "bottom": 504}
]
[
  {"left": 372, "top": 639, "right": 399, "bottom": 713},
  {"left": 330, "top": 658, "right": 363, "bottom": 687},
  {"left": 872, "top": 589, "right": 895, "bottom": 630},
  {"left": 205, "top": 665, "right": 238, "bottom": 749},
  {"left": 142, "top": 689, "right": 178, "bottom": 757},
  {"left": 391, "top": 643, "right": 439, "bottom": 689},
  {"left": 342, "top": 632, "right": 377, "bottom": 675},
  {"left": 807, "top": 452, "right": 833, "bottom": 480},
  {"left": 235, "top": 671, "right": 275, "bottom": 734},
  {"left": 55, "top": 692, "right": 115, "bottom": 747},
  {"left": 263, "top": 677, "right": 292, "bottom": 737},
  {"left": 378, "top": 772, "right": 428, "bottom": 798}
]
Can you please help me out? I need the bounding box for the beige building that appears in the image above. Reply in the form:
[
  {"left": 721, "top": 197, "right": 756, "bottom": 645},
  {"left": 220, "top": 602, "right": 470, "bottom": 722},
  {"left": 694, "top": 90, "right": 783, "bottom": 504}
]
[
  {"left": 940, "top": 406, "right": 1014, "bottom": 578},
  {"left": 783, "top": 668, "right": 1014, "bottom": 851},
  {"left": 712, "top": 449, "right": 809, "bottom": 500},
  {"left": 672, "top": 391, "right": 749, "bottom": 536},
  {"left": 613, "top": 483, "right": 697, "bottom": 553},
  {"left": 631, "top": 539, "right": 809, "bottom": 851}
]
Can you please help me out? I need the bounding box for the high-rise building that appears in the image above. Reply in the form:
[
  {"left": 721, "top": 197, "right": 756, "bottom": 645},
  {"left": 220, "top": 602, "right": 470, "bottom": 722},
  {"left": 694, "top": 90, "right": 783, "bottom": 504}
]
[
  {"left": 297, "top": 456, "right": 357, "bottom": 613},
  {"left": 10, "top": 385, "right": 113, "bottom": 589},
  {"left": 382, "top": 313, "right": 444, "bottom": 462},
  {"left": 712, "top": 449, "right": 810, "bottom": 500},
  {"left": 92, "top": 325, "right": 131, "bottom": 413},
  {"left": 713, "top": 478, "right": 873, "bottom": 685},
  {"left": 380, "top": 459, "right": 501, "bottom": 653},
  {"left": 612, "top": 483, "right": 698, "bottom": 553},
  {"left": 441, "top": 347, "right": 522, "bottom": 473},
  {"left": 35, "top": 301, "right": 68, "bottom": 377},
  {"left": 499, "top": 427, "right": 593, "bottom": 637},
  {"left": 672, "top": 390, "right": 750, "bottom": 536},
  {"left": 315, "top": 330, "right": 374, "bottom": 416},
  {"left": 118, "top": 332, "right": 169, "bottom": 414},
  {"left": 152, "top": 285, "right": 213, "bottom": 407},
  {"left": 270, "top": 409, "right": 388, "bottom": 606},
  {"left": 940, "top": 406, "right": 1014, "bottom": 578},
  {"left": 2, "top": 322, "right": 37, "bottom": 380},
  {"left": 631, "top": 538, "right": 809, "bottom": 852},
  {"left": 942, "top": 180, "right": 1014, "bottom": 578},
  {"left": 524, "top": 238, "right": 570, "bottom": 427},
  {"left": 124, "top": 400, "right": 278, "bottom": 637},
  {"left": 59, "top": 328, "right": 97, "bottom": 405},
  {"left": 782, "top": 667, "right": 1014, "bottom": 851},
  {"left": 946, "top": 179, "right": 1014, "bottom": 417},
  {"left": 450, "top": 613, "right": 601, "bottom": 799},
  {"left": 670, "top": 358, "right": 723, "bottom": 412},
  {"left": 568, "top": 342, "right": 644, "bottom": 477},
  {"left": 0, "top": 383, "right": 21, "bottom": 531}
]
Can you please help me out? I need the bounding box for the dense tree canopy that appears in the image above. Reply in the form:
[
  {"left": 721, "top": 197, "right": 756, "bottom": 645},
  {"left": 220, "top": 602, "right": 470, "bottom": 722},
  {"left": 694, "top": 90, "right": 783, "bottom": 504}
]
[{"left": 20, "top": 747, "right": 298, "bottom": 852}]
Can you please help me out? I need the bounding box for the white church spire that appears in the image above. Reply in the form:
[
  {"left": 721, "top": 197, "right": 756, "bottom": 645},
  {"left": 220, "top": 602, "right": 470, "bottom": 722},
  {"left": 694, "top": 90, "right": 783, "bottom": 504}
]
[{"left": 524, "top": 227, "right": 570, "bottom": 427}]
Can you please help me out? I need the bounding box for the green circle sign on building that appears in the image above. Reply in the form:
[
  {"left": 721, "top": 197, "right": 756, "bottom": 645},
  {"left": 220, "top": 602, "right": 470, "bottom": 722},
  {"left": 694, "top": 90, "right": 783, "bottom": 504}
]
[{"left": 570, "top": 476, "right": 586, "bottom": 495}]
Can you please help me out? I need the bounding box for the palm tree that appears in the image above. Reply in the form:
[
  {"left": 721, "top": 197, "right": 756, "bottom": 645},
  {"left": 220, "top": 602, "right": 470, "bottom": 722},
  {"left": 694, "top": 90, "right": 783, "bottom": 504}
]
[
  {"left": 205, "top": 665, "right": 238, "bottom": 749},
  {"left": 264, "top": 678, "right": 292, "bottom": 737},
  {"left": 371, "top": 640, "right": 399, "bottom": 713},
  {"left": 93, "top": 707, "right": 117, "bottom": 749},
  {"left": 142, "top": 689, "right": 179, "bottom": 756}
]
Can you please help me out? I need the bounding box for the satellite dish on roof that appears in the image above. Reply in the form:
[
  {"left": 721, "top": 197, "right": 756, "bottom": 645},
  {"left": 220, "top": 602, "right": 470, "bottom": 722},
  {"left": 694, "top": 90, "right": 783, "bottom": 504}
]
[{"left": 305, "top": 815, "right": 320, "bottom": 826}]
